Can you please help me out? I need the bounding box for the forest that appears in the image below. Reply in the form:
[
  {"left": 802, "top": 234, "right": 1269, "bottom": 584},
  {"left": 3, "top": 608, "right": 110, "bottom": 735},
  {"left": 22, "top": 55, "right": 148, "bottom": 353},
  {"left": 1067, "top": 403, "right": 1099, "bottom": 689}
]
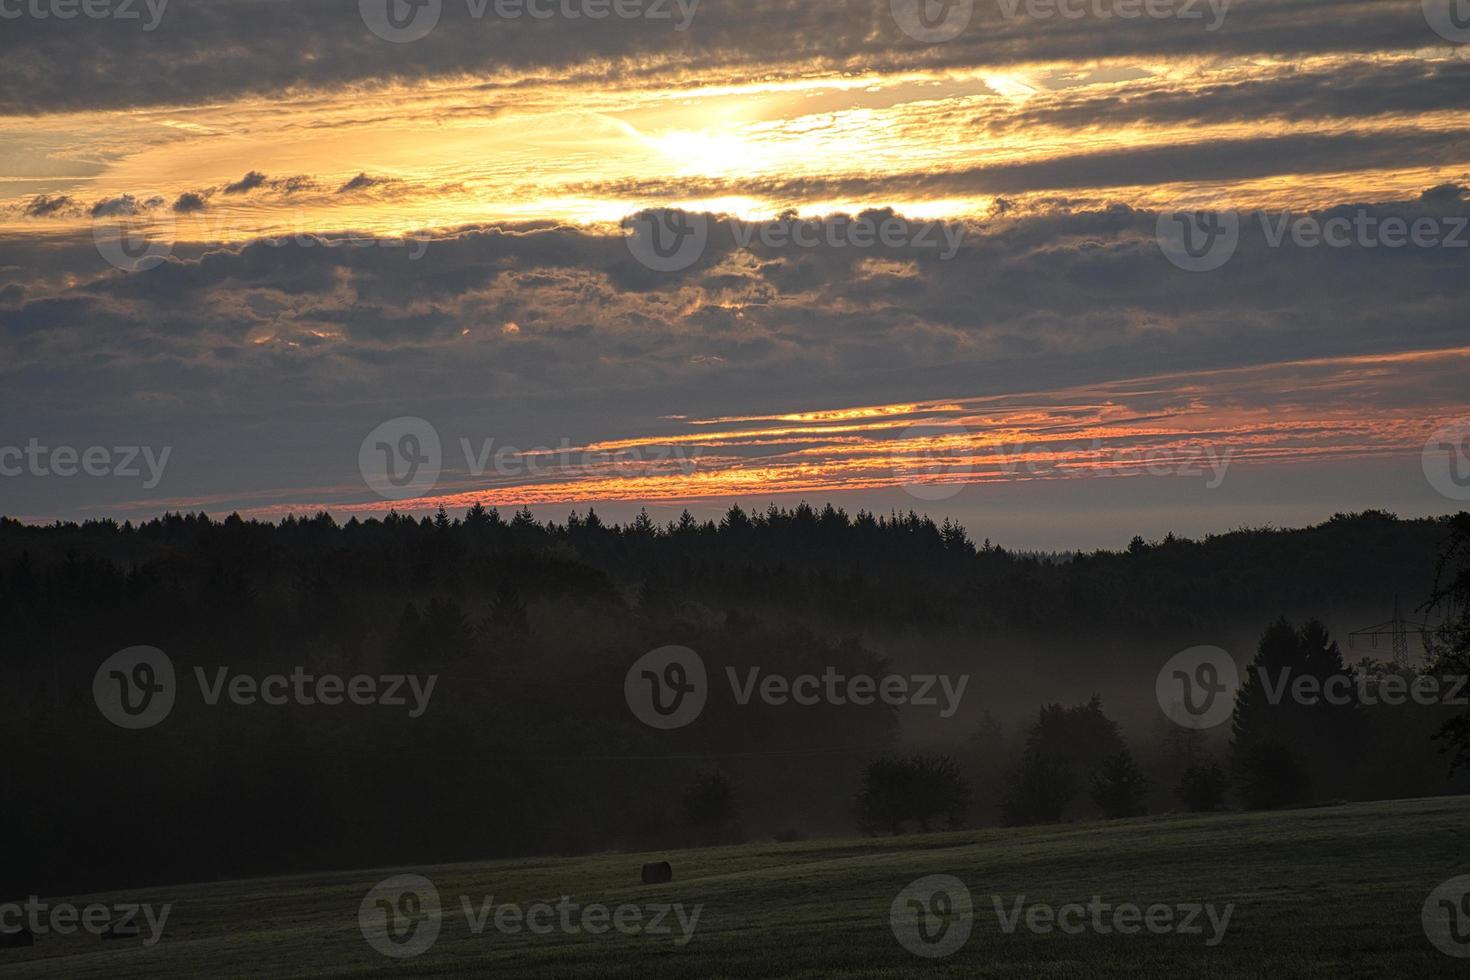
[{"left": 3, "top": 506, "right": 1467, "bottom": 897}]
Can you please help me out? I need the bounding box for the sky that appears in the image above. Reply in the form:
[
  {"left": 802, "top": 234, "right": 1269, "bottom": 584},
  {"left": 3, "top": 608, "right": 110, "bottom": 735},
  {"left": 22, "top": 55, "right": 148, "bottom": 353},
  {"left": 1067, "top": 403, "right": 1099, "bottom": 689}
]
[{"left": 2, "top": 0, "right": 1469, "bottom": 549}]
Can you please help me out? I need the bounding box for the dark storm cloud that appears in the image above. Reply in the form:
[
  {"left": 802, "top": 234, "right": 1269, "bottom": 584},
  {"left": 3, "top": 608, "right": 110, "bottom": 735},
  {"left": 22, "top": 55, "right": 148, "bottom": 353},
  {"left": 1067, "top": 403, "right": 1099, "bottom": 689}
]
[{"left": 0, "top": 0, "right": 1452, "bottom": 114}]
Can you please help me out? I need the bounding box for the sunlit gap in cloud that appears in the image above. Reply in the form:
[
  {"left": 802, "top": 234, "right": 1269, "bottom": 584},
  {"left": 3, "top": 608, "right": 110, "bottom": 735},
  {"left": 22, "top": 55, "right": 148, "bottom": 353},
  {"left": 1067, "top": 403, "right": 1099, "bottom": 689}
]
[
  {"left": 92, "top": 346, "right": 1470, "bottom": 521},
  {"left": 8, "top": 50, "right": 1468, "bottom": 245}
]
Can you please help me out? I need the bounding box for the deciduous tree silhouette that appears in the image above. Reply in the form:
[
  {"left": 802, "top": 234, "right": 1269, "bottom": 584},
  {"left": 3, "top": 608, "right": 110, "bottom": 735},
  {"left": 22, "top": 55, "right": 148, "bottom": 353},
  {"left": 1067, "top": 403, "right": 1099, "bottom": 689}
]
[
  {"left": 854, "top": 754, "right": 970, "bottom": 835},
  {"left": 683, "top": 771, "right": 742, "bottom": 845},
  {"left": 1091, "top": 748, "right": 1150, "bottom": 819},
  {"left": 1176, "top": 760, "right": 1229, "bottom": 812},
  {"left": 1003, "top": 697, "right": 1127, "bottom": 825}
]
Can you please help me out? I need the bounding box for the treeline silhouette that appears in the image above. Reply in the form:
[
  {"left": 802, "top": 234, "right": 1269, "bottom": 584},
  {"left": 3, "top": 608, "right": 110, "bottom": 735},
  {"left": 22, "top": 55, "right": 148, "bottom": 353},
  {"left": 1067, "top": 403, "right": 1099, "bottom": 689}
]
[{"left": 1, "top": 505, "right": 1466, "bottom": 896}]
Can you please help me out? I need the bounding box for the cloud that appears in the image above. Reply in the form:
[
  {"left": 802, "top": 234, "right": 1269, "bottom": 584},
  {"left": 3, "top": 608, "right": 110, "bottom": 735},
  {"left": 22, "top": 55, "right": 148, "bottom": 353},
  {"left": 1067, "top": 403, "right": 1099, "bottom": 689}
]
[
  {"left": 337, "top": 173, "right": 391, "bottom": 193},
  {"left": 173, "top": 192, "right": 209, "bottom": 214},
  {"left": 273, "top": 175, "right": 318, "bottom": 194},
  {"left": 89, "top": 194, "right": 160, "bottom": 217},
  {"left": 223, "top": 171, "right": 269, "bottom": 195},
  {"left": 2, "top": 184, "right": 1468, "bottom": 520},
  {"left": 0, "top": 0, "right": 1452, "bottom": 115},
  {"left": 22, "top": 195, "right": 76, "bottom": 218},
  {"left": 1421, "top": 183, "right": 1466, "bottom": 203}
]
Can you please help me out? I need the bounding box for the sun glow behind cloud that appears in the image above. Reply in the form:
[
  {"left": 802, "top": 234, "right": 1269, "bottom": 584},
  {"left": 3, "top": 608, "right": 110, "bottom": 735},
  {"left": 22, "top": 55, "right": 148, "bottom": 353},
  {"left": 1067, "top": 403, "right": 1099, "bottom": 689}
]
[
  {"left": 4, "top": 4, "right": 1469, "bottom": 530},
  {"left": 7, "top": 51, "right": 1468, "bottom": 243}
]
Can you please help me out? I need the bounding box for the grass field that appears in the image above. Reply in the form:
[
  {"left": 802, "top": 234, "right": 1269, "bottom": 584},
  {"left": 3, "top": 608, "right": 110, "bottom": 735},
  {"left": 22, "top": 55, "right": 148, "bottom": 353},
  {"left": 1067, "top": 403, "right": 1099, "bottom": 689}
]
[{"left": 5, "top": 796, "right": 1470, "bottom": 978}]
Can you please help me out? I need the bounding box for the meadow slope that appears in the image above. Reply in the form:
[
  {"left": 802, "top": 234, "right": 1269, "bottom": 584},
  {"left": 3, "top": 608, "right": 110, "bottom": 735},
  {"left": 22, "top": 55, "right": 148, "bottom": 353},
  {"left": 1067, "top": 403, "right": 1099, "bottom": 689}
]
[{"left": 4, "top": 796, "right": 1469, "bottom": 978}]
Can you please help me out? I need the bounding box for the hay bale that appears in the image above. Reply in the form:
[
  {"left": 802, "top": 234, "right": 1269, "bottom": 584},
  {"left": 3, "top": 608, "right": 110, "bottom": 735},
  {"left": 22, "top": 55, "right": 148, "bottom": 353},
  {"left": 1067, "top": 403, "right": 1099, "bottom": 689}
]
[{"left": 641, "top": 861, "right": 673, "bottom": 885}]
